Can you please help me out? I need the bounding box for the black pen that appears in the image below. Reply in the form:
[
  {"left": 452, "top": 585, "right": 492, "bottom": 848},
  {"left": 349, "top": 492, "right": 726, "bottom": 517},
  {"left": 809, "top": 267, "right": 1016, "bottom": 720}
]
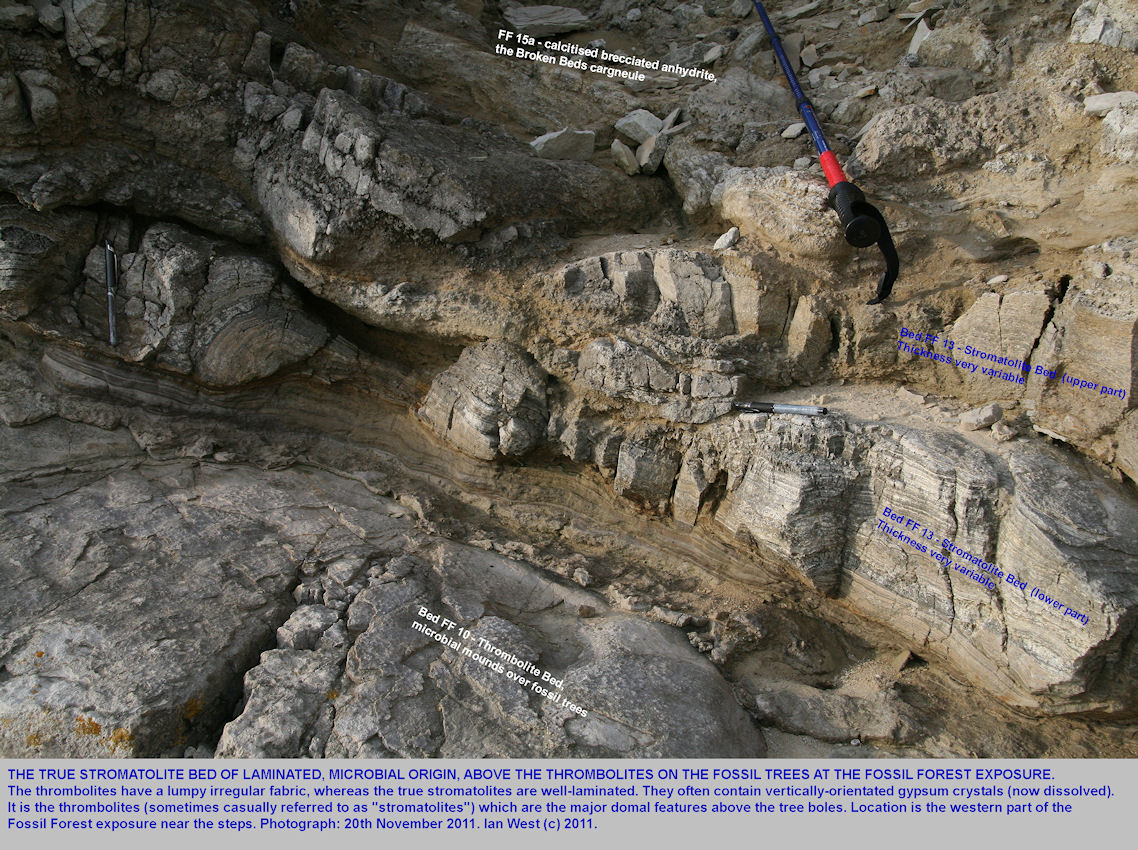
[
  {"left": 733, "top": 401, "right": 828, "bottom": 416},
  {"left": 104, "top": 241, "right": 118, "bottom": 346}
]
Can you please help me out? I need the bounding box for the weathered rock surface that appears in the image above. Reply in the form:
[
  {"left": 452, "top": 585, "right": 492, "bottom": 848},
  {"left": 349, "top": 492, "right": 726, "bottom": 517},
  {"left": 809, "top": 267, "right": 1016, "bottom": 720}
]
[
  {"left": 531, "top": 127, "right": 596, "bottom": 160},
  {"left": 1070, "top": 0, "right": 1138, "bottom": 52},
  {"left": 503, "top": 6, "right": 590, "bottom": 38},
  {"left": 714, "top": 166, "right": 847, "bottom": 259},
  {"left": 0, "top": 424, "right": 307, "bottom": 756},
  {"left": 73, "top": 223, "right": 329, "bottom": 384},
  {"left": 615, "top": 109, "right": 664, "bottom": 145},
  {"left": 2, "top": 414, "right": 763, "bottom": 759},
  {"left": 0, "top": 200, "right": 96, "bottom": 318},
  {"left": 220, "top": 540, "right": 765, "bottom": 758},
  {"left": 418, "top": 341, "right": 550, "bottom": 461},
  {"left": 916, "top": 22, "right": 1003, "bottom": 76},
  {"left": 752, "top": 678, "right": 918, "bottom": 744},
  {"left": 852, "top": 90, "right": 1059, "bottom": 180},
  {"left": 1101, "top": 103, "right": 1138, "bottom": 163},
  {"left": 257, "top": 86, "right": 670, "bottom": 278}
]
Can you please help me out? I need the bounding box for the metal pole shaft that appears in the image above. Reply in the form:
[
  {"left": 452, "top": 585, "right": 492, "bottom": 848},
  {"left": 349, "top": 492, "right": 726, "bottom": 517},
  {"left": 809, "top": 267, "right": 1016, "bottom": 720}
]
[
  {"left": 751, "top": 1, "right": 848, "bottom": 186},
  {"left": 104, "top": 241, "right": 117, "bottom": 346}
]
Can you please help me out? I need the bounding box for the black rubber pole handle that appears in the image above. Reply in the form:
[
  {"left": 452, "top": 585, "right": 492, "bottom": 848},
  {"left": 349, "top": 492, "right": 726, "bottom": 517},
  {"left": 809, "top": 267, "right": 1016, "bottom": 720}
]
[
  {"left": 827, "top": 183, "right": 899, "bottom": 304},
  {"left": 828, "top": 182, "right": 880, "bottom": 248}
]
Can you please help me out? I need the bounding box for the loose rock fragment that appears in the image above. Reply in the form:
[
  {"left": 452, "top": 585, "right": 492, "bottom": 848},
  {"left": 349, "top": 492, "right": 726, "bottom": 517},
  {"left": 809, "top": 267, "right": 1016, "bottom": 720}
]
[
  {"left": 530, "top": 128, "right": 596, "bottom": 161},
  {"left": 961, "top": 403, "right": 1003, "bottom": 431}
]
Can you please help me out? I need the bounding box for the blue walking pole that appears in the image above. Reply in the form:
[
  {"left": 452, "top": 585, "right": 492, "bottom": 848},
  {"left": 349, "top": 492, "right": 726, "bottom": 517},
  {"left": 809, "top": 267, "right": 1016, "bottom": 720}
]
[{"left": 751, "top": 1, "right": 899, "bottom": 304}]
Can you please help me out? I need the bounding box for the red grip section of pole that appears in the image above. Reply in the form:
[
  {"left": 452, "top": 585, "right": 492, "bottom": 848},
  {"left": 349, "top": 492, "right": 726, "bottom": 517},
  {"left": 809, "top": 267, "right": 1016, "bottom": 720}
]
[{"left": 819, "top": 151, "right": 846, "bottom": 187}]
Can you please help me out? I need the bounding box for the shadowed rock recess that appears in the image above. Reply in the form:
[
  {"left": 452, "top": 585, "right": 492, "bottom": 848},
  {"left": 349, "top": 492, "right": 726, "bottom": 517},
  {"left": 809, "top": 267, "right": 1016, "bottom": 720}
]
[{"left": 2, "top": 0, "right": 1138, "bottom": 759}]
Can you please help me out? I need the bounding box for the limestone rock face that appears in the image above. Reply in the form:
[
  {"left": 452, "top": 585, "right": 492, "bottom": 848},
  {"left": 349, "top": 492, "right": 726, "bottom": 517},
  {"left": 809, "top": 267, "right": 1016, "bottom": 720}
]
[
  {"left": 717, "top": 416, "right": 855, "bottom": 595},
  {"left": 3, "top": 416, "right": 764, "bottom": 759},
  {"left": 418, "top": 341, "right": 550, "bottom": 461},
  {"left": 752, "top": 679, "right": 918, "bottom": 744},
  {"left": 217, "top": 541, "right": 765, "bottom": 759},
  {"left": 1026, "top": 241, "right": 1138, "bottom": 456},
  {"left": 996, "top": 446, "right": 1138, "bottom": 706},
  {"left": 0, "top": 428, "right": 307, "bottom": 756},
  {"left": 256, "top": 86, "right": 669, "bottom": 274},
  {"left": 76, "top": 223, "right": 328, "bottom": 385},
  {"left": 559, "top": 408, "right": 1138, "bottom": 713},
  {"left": 0, "top": 200, "right": 96, "bottom": 318}
]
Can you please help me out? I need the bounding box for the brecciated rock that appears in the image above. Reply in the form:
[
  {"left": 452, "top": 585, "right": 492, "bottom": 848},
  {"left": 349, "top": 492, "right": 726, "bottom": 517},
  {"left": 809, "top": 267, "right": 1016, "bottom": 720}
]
[
  {"left": 713, "top": 166, "right": 847, "bottom": 260},
  {"left": 635, "top": 132, "right": 669, "bottom": 174},
  {"left": 682, "top": 68, "right": 794, "bottom": 150},
  {"left": 1100, "top": 103, "right": 1138, "bottom": 163},
  {"left": 714, "top": 226, "right": 740, "bottom": 251},
  {"left": 221, "top": 538, "right": 765, "bottom": 758},
  {"left": 75, "top": 223, "right": 328, "bottom": 385},
  {"left": 1069, "top": 0, "right": 1138, "bottom": 52},
  {"left": 0, "top": 5, "right": 37, "bottom": 31},
  {"left": 418, "top": 340, "right": 550, "bottom": 461},
  {"left": 915, "top": 22, "right": 1003, "bottom": 76},
  {"left": 0, "top": 1, "right": 263, "bottom": 239},
  {"left": 58, "top": 0, "right": 257, "bottom": 84},
  {"left": 662, "top": 138, "right": 731, "bottom": 216},
  {"left": 851, "top": 93, "right": 1055, "bottom": 179},
  {"left": 392, "top": 23, "right": 638, "bottom": 139}
]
